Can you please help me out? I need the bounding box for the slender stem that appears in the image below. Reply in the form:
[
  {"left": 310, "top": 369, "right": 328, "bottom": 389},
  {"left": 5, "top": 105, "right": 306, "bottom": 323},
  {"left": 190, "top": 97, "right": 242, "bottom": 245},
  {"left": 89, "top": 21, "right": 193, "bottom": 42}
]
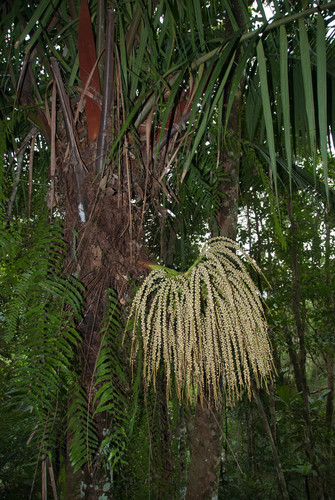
[
  {"left": 253, "top": 388, "right": 290, "bottom": 500},
  {"left": 96, "top": 8, "right": 115, "bottom": 175},
  {"left": 96, "top": 0, "right": 105, "bottom": 84}
]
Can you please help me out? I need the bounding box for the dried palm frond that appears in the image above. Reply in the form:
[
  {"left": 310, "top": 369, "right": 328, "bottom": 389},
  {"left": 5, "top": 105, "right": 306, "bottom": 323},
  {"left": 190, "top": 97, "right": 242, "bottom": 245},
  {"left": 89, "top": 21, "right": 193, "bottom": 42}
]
[{"left": 127, "top": 237, "right": 273, "bottom": 407}]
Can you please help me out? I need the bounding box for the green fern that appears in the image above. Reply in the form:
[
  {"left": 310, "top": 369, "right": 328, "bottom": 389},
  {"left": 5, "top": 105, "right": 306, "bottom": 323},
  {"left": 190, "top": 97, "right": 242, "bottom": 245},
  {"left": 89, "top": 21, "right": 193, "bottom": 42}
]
[
  {"left": 93, "top": 290, "right": 129, "bottom": 468},
  {"left": 68, "top": 381, "right": 99, "bottom": 471},
  {"left": 0, "top": 215, "right": 84, "bottom": 489},
  {"left": 67, "top": 289, "right": 129, "bottom": 472}
]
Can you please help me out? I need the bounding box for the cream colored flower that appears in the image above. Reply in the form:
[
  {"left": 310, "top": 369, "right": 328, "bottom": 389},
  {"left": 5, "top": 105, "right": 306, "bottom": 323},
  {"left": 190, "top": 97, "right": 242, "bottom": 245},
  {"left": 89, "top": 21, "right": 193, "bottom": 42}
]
[{"left": 127, "top": 238, "right": 273, "bottom": 407}]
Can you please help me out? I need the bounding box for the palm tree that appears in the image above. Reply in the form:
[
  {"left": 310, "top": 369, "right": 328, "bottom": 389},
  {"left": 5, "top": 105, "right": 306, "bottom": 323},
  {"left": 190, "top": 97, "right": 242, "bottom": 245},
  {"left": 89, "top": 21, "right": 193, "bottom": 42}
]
[{"left": 1, "top": 0, "right": 334, "bottom": 498}]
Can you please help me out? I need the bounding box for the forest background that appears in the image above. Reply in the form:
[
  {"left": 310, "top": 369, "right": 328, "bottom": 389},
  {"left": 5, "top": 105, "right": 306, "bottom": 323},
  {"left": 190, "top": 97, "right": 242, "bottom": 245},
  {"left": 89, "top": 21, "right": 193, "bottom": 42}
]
[{"left": 0, "top": 0, "right": 334, "bottom": 499}]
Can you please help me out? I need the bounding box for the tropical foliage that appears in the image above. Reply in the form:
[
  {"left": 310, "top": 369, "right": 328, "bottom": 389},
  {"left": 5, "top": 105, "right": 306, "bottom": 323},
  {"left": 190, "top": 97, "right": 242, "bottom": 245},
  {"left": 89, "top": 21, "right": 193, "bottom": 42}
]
[{"left": 0, "top": 0, "right": 334, "bottom": 499}]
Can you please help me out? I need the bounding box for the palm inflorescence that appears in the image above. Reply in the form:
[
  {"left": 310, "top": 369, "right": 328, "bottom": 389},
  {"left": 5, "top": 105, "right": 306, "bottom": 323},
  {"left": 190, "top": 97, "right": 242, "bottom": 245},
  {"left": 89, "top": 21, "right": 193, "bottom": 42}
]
[{"left": 128, "top": 237, "right": 273, "bottom": 408}]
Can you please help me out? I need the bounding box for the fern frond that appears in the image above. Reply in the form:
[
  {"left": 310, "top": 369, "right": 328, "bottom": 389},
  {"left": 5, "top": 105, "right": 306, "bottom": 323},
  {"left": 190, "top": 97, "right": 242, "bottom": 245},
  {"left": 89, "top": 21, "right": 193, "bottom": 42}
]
[
  {"left": 93, "top": 290, "right": 129, "bottom": 468},
  {"left": 67, "top": 289, "right": 129, "bottom": 472},
  {"left": 68, "top": 381, "right": 99, "bottom": 471},
  {"left": 0, "top": 216, "right": 83, "bottom": 481}
]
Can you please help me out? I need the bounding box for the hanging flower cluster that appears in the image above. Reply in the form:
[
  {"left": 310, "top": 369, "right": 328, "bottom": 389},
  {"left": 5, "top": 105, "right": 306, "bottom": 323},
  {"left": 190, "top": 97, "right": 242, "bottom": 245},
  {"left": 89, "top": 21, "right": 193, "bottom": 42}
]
[{"left": 127, "top": 237, "right": 273, "bottom": 407}]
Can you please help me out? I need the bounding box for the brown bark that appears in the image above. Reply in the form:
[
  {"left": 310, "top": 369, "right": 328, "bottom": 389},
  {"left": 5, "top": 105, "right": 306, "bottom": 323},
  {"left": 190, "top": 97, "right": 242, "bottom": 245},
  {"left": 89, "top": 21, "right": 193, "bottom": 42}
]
[
  {"left": 214, "top": 85, "right": 241, "bottom": 240},
  {"left": 64, "top": 184, "right": 142, "bottom": 497},
  {"left": 161, "top": 216, "right": 180, "bottom": 268},
  {"left": 284, "top": 325, "right": 303, "bottom": 393},
  {"left": 186, "top": 405, "right": 222, "bottom": 500},
  {"left": 64, "top": 461, "right": 81, "bottom": 500}
]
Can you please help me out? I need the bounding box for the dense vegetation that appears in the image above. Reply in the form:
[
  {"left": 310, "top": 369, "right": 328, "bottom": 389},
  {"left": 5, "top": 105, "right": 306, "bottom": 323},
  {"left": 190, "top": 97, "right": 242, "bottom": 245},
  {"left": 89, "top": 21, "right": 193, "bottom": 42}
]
[{"left": 0, "top": 0, "right": 334, "bottom": 499}]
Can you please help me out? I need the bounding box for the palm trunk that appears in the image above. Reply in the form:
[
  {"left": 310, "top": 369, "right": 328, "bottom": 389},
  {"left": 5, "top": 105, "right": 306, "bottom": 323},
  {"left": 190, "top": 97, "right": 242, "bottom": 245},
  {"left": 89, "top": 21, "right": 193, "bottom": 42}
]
[
  {"left": 186, "top": 406, "right": 222, "bottom": 500},
  {"left": 186, "top": 3, "right": 245, "bottom": 490},
  {"left": 186, "top": 83, "right": 243, "bottom": 500},
  {"left": 56, "top": 116, "right": 148, "bottom": 497}
]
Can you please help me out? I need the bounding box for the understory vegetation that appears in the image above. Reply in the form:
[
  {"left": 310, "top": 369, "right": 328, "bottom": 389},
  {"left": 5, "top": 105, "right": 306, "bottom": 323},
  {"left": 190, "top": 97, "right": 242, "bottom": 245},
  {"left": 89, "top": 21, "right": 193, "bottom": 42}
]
[
  {"left": 0, "top": 0, "right": 334, "bottom": 499},
  {"left": 1, "top": 169, "right": 333, "bottom": 499}
]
